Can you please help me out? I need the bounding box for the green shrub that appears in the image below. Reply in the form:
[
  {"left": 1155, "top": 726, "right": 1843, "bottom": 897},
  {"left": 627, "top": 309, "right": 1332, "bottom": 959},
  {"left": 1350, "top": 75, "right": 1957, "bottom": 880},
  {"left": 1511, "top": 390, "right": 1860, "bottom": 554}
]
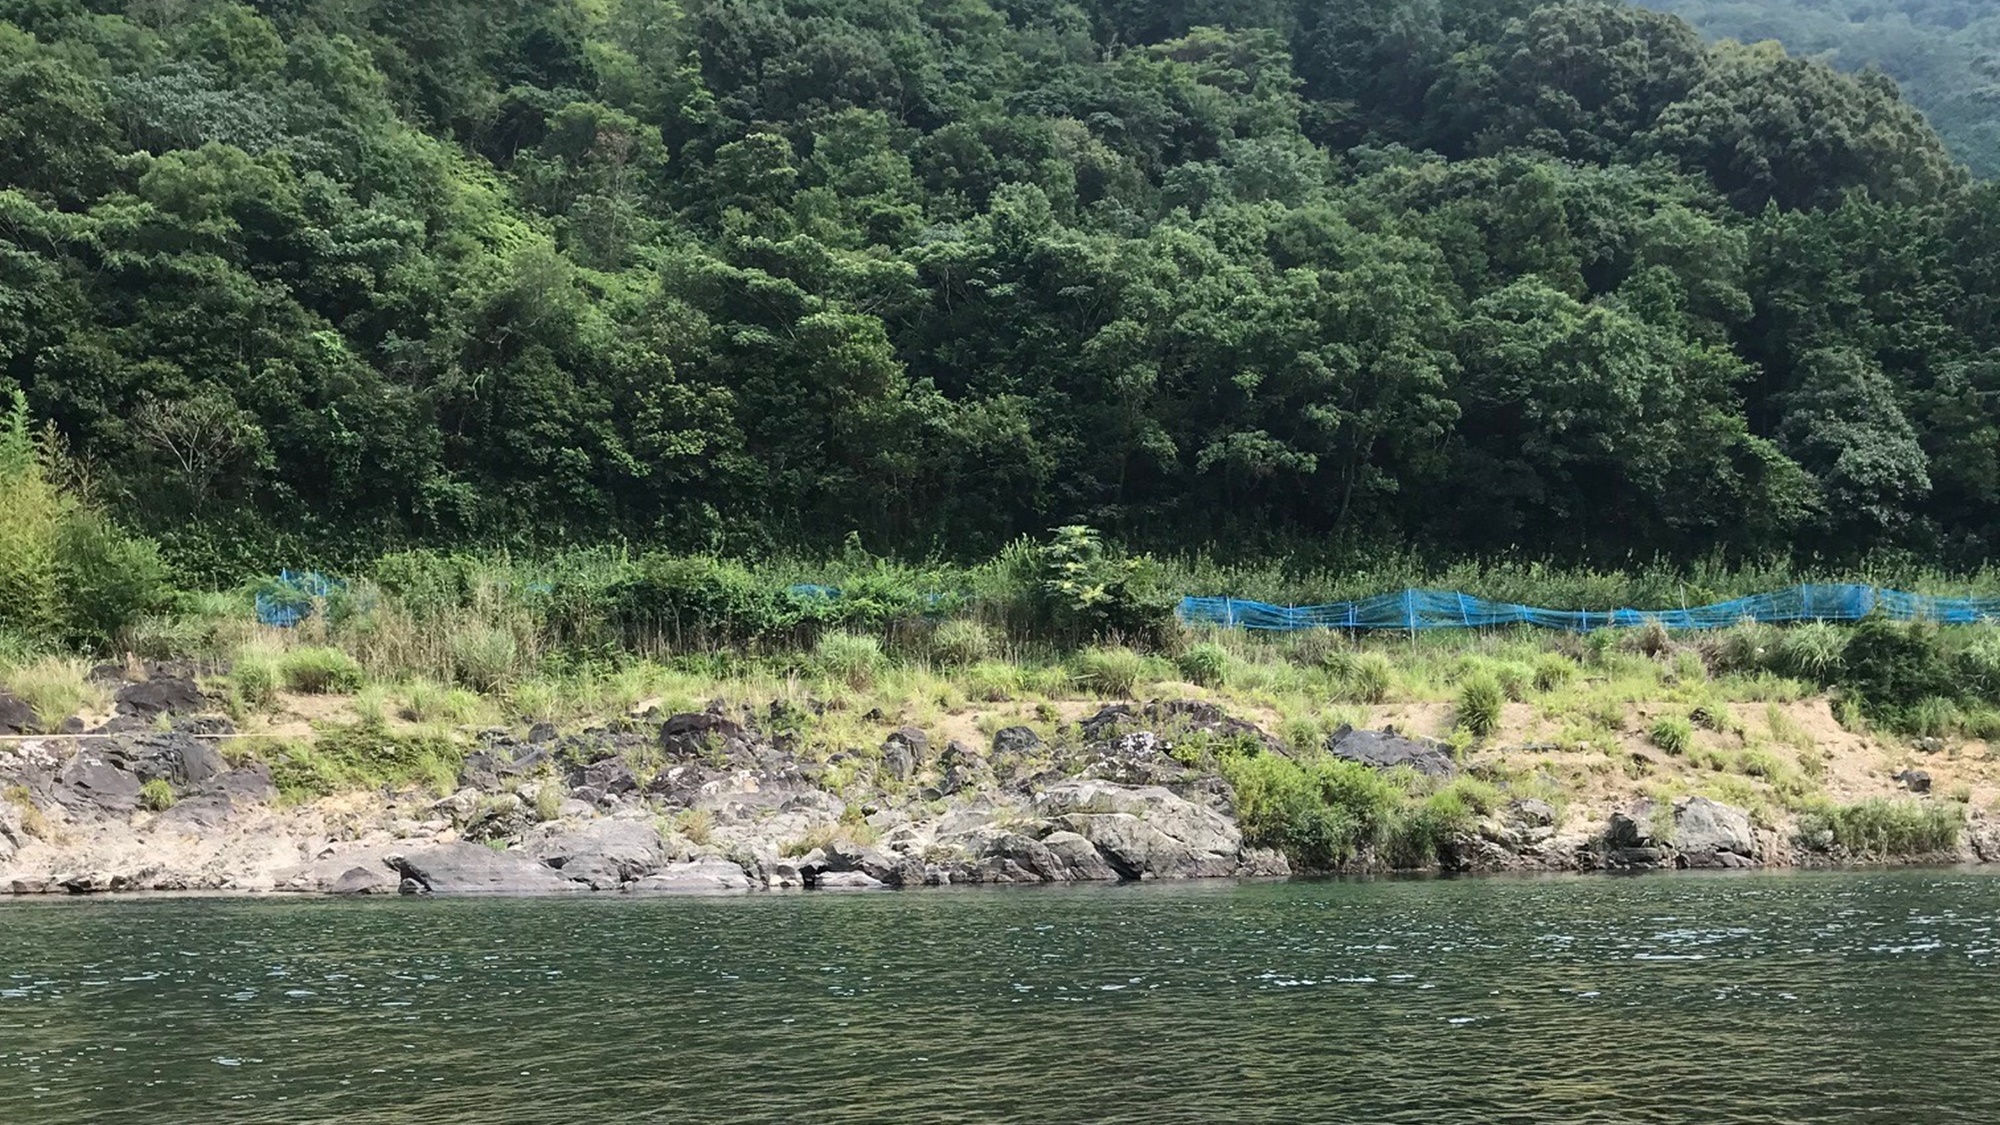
[
  {"left": 1176, "top": 642, "right": 1231, "bottom": 688},
  {"left": 449, "top": 623, "right": 520, "bottom": 692},
  {"left": 1025, "top": 525, "right": 1176, "bottom": 644},
  {"left": 1225, "top": 752, "right": 1407, "bottom": 870},
  {"left": 1956, "top": 629, "right": 2000, "bottom": 702},
  {"left": 1797, "top": 799, "right": 1962, "bottom": 856},
  {"left": 1775, "top": 621, "right": 1847, "bottom": 682},
  {"left": 962, "top": 660, "right": 1023, "bottom": 701},
  {"left": 1906, "top": 695, "right": 1961, "bottom": 739},
  {"left": 1715, "top": 619, "right": 1776, "bottom": 674},
  {"left": 929, "top": 619, "right": 994, "bottom": 666},
  {"left": 1840, "top": 614, "right": 1955, "bottom": 718},
  {"left": 816, "top": 631, "right": 885, "bottom": 689},
  {"left": 279, "top": 646, "right": 364, "bottom": 694},
  {"left": 1649, "top": 714, "right": 1693, "bottom": 756},
  {"left": 231, "top": 645, "right": 281, "bottom": 710},
  {"left": 1335, "top": 652, "right": 1394, "bottom": 704},
  {"left": 401, "top": 680, "right": 483, "bottom": 725},
  {"left": 1455, "top": 673, "right": 1503, "bottom": 739},
  {"left": 1, "top": 656, "right": 103, "bottom": 730},
  {"left": 1076, "top": 645, "right": 1144, "bottom": 696},
  {"left": 266, "top": 722, "right": 463, "bottom": 799},
  {"left": 1531, "top": 654, "right": 1576, "bottom": 693},
  {"left": 139, "top": 778, "right": 175, "bottom": 811},
  {"left": 533, "top": 782, "right": 563, "bottom": 822}
]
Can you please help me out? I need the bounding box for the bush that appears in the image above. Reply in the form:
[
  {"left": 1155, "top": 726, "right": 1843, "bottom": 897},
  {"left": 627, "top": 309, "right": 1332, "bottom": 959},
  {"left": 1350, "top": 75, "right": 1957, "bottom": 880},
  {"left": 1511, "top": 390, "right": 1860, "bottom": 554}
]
[
  {"left": 448, "top": 622, "right": 520, "bottom": 692},
  {"left": 1839, "top": 614, "right": 1955, "bottom": 719},
  {"left": 279, "top": 647, "right": 364, "bottom": 694},
  {"left": 816, "top": 631, "right": 885, "bottom": 689},
  {"left": 1905, "top": 695, "right": 1961, "bottom": 739},
  {"left": 929, "top": 619, "right": 994, "bottom": 666},
  {"left": 1176, "top": 642, "right": 1231, "bottom": 687},
  {"left": 1775, "top": 621, "right": 1847, "bottom": 682},
  {"left": 1955, "top": 629, "right": 2000, "bottom": 702},
  {"left": 1797, "top": 798, "right": 1962, "bottom": 856},
  {"left": 1076, "top": 645, "right": 1144, "bottom": 696},
  {"left": 1026, "top": 525, "right": 1176, "bottom": 644},
  {"left": 1225, "top": 752, "right": 1404, "bottom": 870},
  {"left": 1531, "top": 654, "right": 1576, "bottom": 693},
  {"left": 401, "top": 680, "right": 483, "bottom": 725},
  {"left": 140, "top": 778, "right": 175, "bottom": 811},
  {"left": 231, "top": 645, "right": 281, "bottom": 710},
  {"left": 0, "top": 656, "right": 102, "bottom": 730},
  {"left": 1649, "top": 714, "right": 1693, "bottom": 756},
  {"left": 1334, "top": 651, "right": 1394, "bottom": 704},
  {"left": 1455, "top": 674, "right": 1503, "bottom": 739}
]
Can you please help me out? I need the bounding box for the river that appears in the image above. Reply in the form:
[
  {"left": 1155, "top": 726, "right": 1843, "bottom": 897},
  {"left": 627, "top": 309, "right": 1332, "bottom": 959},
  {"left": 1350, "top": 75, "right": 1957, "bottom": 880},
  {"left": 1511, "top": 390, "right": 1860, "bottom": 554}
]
[{"left": 3, "top": 871, "right": 1998, "bottom": 1123}]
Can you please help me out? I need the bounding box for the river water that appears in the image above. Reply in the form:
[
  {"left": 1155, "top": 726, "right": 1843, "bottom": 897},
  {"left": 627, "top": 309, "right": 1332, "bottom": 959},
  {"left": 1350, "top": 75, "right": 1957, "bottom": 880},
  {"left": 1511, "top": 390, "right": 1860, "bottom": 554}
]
[{"left": 3, "top": 871, "right": 1998, "bottom": 1123}]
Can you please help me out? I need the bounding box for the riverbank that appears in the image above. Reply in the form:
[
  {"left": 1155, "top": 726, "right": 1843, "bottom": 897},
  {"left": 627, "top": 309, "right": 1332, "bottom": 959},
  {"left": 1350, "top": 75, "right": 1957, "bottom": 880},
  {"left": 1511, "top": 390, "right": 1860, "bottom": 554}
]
[{"left": 4, "top": 649, "right": 1998, "bottom": 895}]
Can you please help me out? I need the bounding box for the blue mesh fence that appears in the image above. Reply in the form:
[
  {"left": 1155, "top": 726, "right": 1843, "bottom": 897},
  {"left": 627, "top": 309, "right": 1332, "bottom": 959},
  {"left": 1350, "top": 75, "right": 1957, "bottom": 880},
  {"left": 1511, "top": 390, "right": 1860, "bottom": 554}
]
[
  {"left": 1177, "top": 584, "right": 2000, "bottom": 632},
  {"left": 255, "top": 570, "right": 342, "bottom": 628}
]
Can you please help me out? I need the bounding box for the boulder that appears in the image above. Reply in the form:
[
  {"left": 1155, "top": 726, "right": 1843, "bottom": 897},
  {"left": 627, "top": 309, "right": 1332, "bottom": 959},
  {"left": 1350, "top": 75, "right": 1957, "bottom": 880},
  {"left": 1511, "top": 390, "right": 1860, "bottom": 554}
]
[
  {"left": 990, "top": 726, "right": 1044, "bottom": 757},
  {"left": 1080, "top": 700, "right": 1287, "bottom": 757},
  {"left": 148, "top": 793, "right": 233, "bottom": 832},
  {"left": 970, "top": 829, "right": 1119, "bottom": 883},
  {"left": 1604, "top": 801, "right": 1673, "bottom": 870},
  {"left": 330, "top": 865, "right": 398, "bottom": 895},
  {"left": 1671, "top": 797, "right": 1759, "bottom": 869},
  {"left": 1028, "top": 779, "right": 1275, "bottom": 880},
  {"left": 629, "top": 858, "right": 754, "bottom": 893},
  {"left": 527, "top": 722, "right": 558, "bottom": 745},
  {"left": 55, "top": 753, "right": 142, "bottom": 814},
  {"left": 0, "top": 691, "right": 35, "bottom": 735},
  {"left": 813, "top": 870, "right": 887, "bottom": 890},
  {"left": 537, "top": 819, "right": 666, "bottom": 889},
  {"left": 102, "top": 733, "right": 229, "bottom": 788},
  {"left": 880, "top": 741, "right": 916, "bottom": 783},
  {"left": 113, "top": 677, "right": 205, "bottom": 719},
  {"left": 209, "top": 763, "right": 277, "bottom": 805},
  {"left": 388, "top": 843, "right": 580, "bottom": 895},
  {"left": 580, "top": 757, "right": 639, "bottom": 799},
  {"left": 938, "top": 740, "right": 994, "bottom": 796},
  {"left": 659, "top": 711, "right": 760, "bottom": 761},
  {"left": 1327, "top": 724, "right": 1456, "bottom": 777},
  {"left": 1894, "top": 769, "right": 1933, "bottom": 795}
]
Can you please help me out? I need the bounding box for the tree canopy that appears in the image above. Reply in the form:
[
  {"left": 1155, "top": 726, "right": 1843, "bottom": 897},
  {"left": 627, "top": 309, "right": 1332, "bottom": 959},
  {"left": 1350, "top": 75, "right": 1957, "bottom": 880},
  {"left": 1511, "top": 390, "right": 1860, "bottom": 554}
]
[{"left": 1, "top": 0, "right": 1997, "bottom": 574}]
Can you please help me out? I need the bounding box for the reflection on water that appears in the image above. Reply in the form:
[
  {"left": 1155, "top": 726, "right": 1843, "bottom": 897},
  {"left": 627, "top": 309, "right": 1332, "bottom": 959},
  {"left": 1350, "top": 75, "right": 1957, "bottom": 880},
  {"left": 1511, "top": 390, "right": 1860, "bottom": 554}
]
[{"left": 4, "top": 871, "right": 2000, "bottom": 1123}]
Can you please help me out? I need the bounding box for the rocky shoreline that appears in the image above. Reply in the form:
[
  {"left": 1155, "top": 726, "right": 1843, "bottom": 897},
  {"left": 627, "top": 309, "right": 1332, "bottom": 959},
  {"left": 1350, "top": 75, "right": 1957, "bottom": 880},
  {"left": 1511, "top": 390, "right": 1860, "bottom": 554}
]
[{"left": 5, "top": 676, "right": 1998, "bottom": 897}]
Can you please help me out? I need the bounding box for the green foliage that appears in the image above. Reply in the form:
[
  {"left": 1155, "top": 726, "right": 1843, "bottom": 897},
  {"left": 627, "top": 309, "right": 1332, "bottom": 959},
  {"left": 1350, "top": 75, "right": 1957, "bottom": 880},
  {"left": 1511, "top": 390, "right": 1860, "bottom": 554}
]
[
  {"left": 1455, "top": 674, "right": 1504, "bottom": 739},
  {"left": 1029, "top": 527, "right": 1175, "bottom": 644},
  {"left": 266, "top": 722, "right": 463, "bottom": 799},
  {"left": 1532, "top": 654, "right": 1577, "bottom": 694},
  {"left": 1650, "top": 714, "right": 1695, "bottom": 756},
  {"left": 816, "top": 632, "right": 885, "bottom": 690},
  {"left": 1076, "top": 646, "right": 1145, "bottom": 697},
  {"left": 449, "top": 623, "right": 520, "bottom": 692},
  {"left": 1332, "top": 652, "right": 1395, "bottom": 705},
  {"left": 1837, "top": 615, "right": 1956, "bottom": 725},
  {"left": 1176, "top": 642, "right": 1232, "bottom": 688},
  {"left": 0, "top": 656, "right": 101, "bottom": 730},
  {"left": 928, "top": 619, "right": 994, "bottom": 667},
  {"left": 1796, "top": 798, "right": 1963, "bottom": 856},
  {"left": 1775, "top": 621, "right": 1847, "bottom": 682},
  {"left": 139, "top": 778, "right": 175, "bottom": 812},
  {"left": 278, "top": 647, "right": 364, "bottom": 694}
]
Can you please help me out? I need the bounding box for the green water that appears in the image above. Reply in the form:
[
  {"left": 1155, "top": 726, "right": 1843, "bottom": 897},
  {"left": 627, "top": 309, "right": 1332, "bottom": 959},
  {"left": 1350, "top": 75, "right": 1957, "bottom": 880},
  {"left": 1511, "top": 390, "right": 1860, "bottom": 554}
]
[{"left": 4, "top": 872, "right": 1999, "bottom": 1123}]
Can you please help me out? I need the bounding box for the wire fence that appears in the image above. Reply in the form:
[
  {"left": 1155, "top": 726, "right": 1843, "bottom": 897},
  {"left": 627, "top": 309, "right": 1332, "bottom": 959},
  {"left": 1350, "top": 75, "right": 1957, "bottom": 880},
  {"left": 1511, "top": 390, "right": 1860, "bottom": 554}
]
[{"left": 1177, "top": 584, "right": 2000, "bottom": 633}]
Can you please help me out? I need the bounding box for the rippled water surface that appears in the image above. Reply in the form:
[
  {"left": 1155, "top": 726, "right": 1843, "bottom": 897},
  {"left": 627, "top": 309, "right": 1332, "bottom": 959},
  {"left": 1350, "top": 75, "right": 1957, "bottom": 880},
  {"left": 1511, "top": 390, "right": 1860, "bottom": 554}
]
[{"left": 5, "top": 871, "right": 2000, "bottom": 1123}]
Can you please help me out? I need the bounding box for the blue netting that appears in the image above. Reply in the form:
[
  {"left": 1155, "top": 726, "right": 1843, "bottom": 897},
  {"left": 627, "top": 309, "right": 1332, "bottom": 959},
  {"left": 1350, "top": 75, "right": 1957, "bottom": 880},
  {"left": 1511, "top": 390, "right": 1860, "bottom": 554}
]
[
  {"left": 1177, "top": 584, "right": 2000, "bottom": 633},
  {"left": 255, "top": 570, "right": 343, "bottom": 628}
]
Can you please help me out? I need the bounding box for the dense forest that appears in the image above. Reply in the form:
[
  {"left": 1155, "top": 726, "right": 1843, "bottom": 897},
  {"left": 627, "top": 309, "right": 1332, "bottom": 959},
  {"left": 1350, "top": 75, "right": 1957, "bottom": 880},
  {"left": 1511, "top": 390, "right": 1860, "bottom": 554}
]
[
  {"left": 3, "top": 0, "right": 2000, "bottom": 578},
  {"left": 1649, "top": 0, "right": 2000, "bottom": 177}
]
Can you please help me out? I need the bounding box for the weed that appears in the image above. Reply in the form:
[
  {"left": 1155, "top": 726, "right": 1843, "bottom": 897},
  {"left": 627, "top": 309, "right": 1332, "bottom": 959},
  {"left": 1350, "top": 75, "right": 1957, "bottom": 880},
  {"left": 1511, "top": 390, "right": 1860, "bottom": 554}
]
[
  {"left": 1796, "top": 798, "right": 1962, "bottom": 855},
  {"left": 929, "top": 619, "right": 994, "bottom": 667},
  {"left": 533, "top": 782, "right": 562, "bottom": 823},
  {"left": 1775, "top": 621, "right": 1847, "bottom": 682},
  {"left": 1337, "top": 652, "right": 1395, "bottom": 704},
  {"left": 279, "top": 647, "right": 364, "bottom": 694},
  {"left": 1076, "top": 646, "right": 1144, "bottom": 696},
  {"left": 817, "top": 632, "right": 885, "bottom": 690},
  {"left": 449, "top": 623, "right": 520, "bottom": 692},
  {"left": 139, "top": 778, "right": 175, "bottom": 811},
  {"left": 1649, "top": 714, "right": 1693, "bottom": 756},
  {"left": 1176, "top": 642, "right": 1231, "bottom": 687},
  {"left": 1455, "top": 674, "right": 1503, "bottom": 739},
  {"left": 674, "top": 807, "right": 716, "bottom": 845},
  {"left": 1531, "top": 654, "right": 1576, "bottom": 693},
  {"left": 0, "top": 656, "right": 103, "bottom": 729}
]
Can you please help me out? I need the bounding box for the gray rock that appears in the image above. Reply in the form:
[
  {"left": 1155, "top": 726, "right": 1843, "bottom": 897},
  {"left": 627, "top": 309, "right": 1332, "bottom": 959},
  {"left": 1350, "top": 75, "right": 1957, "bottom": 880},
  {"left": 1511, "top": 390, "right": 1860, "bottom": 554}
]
[
  {"left": 528, "top": 722, "right": 558, "bottom": 745},
  {"left": 1894, "top": 769, "right": 1933, "bottom": 794},
  {"left": 113, "top": 677, "right": 205, "bottom": 719},
  {"left": 0, "top": 691, "right": 36, "bottom": 735},
  {"left": 149, "top": 793, "right": 233, "bottom": 832},
  {"left": 56, "top": 753, "right": 142, "bottom": 813},
  {"left": 881, "top": 742, "right": 915, "bottom": 783},
  {"left": 331, "top": 865, "right": 397, "bottom": 895},
  {"left": 103, "top": 733, "right": 229, "bottom": 788},
  {"left": 1327, "top": 724, "right": 1456, "bottom": 777},
  {"left": 991, "top": 726, "right": 1045, "bottom": 757},
  {"left": 1028, "top": 779, "right": 1273, "bottom": 880},
  {"left": 1508, "top": 798, "right": 1557, "bottom": 828},
  {"left": 537, "top": 819, "right": 666, "bottom": 889},
  {"left": 580, "top": 757, "right": 639, "bottom": 798},
  {"left": 884, "top": 726, "right": 930, "bottom": 765},
  {"left": 629, "top": 858, "right": 753, "bottom": 893},
  {"left": 972, "top": 829, "right": 1119, "bottom": 883},
  {"left": 813, "top": 870, "right": 887, "bottom": 890},
  {"left": 388, "top": 843, "right": 580, "bottom": 895},
  {"left": 659, "top": 712, "right": 759, "bottom": 761},
  {"left": 1672, "top": 797, "right": 1759, "bottom": 868},
  {"left": 210, "top": 763, "right": 277, "bottom": 804}
]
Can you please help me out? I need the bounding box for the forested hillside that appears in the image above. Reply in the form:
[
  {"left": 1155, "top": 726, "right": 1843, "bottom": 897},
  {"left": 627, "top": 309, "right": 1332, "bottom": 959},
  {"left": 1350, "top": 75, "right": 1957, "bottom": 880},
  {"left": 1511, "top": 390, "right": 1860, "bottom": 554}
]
[
  {"left": 1648, "top": 0, "right": 2000, "bottom": 177},
  {"left": 4, "top": 0, "right": 2000, "bottom": 576}
]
